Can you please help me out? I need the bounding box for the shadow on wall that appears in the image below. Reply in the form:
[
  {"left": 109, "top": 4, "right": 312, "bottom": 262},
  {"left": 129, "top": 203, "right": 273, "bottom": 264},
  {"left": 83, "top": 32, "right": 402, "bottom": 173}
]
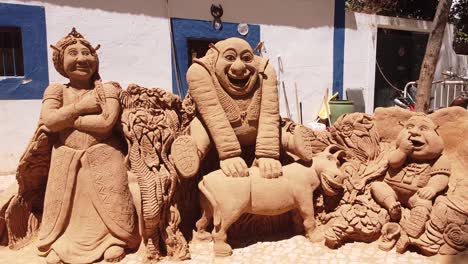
[
  {"left": 20, "top": 0, "right": 336, "bottom": 29},
  {"left": 20, "top": 0, "right": 169, "bottom": 17}
]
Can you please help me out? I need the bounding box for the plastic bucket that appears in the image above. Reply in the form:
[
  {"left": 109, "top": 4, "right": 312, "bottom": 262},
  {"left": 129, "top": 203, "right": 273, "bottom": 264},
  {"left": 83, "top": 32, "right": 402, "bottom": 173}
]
[{"left": 329, "top": 100, "right": 355, "bottom": 125}]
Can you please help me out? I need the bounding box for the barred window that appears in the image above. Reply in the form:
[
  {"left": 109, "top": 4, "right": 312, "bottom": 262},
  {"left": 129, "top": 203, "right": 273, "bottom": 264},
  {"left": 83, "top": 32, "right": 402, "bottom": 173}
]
[{"left": 0, "top": 27, "right": 24, "bottom": 77}]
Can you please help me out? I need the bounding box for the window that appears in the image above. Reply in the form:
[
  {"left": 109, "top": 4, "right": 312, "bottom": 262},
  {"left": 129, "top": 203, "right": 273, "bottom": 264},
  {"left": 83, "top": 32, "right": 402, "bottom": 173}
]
[
  {"left": 0, "top": 27, "right": 24, "bottom": 77},
  {"left": 187, "top": 38, "right": 217, "bottom": 66},
  {"left": 0, "top": 3, "right": 48, "bottom": 99}
]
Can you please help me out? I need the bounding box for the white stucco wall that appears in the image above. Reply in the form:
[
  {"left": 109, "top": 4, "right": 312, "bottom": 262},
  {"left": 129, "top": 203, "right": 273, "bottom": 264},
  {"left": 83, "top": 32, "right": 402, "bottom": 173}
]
[
  {"left": 1, "top": 0, "right": 335, "bottom": 173},
  {"left": 1, "top": 1, "right": 466, "bottom": 174},
  {"left": 1, "top": 0, "right": 174, "bottom": 173}
]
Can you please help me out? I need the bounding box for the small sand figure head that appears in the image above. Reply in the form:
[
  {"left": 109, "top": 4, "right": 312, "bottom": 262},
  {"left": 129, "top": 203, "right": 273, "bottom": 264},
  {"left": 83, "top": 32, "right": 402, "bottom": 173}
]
[{"left": 397, "top": 114, "right": 444, "bottom": 160}]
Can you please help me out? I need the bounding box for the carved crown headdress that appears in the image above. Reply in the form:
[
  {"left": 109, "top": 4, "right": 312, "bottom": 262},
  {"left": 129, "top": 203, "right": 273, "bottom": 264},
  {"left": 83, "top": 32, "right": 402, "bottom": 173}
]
[{"left": 50, "top": 27, "right": 101, "bottom": 78}]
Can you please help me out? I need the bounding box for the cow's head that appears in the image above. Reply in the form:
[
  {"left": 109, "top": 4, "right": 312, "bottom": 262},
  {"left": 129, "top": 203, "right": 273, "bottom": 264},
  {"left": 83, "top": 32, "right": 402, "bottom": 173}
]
[{"left": 313, "top": 145, "right": 347, "bottom": 196}]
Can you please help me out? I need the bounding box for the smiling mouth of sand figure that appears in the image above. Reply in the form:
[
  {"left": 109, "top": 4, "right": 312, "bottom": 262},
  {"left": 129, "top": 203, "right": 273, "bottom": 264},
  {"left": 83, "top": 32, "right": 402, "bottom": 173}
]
[
  {"left": 227, "top": 71, "right": 251, "bottom": 89},
  {"left": 75, "top": 66, "right": 89, "bottom": 71},
  {"left": 75, "top": 62, "right": 91, "bottom": 72},
  {"left": 409, "top": 137, "right": 426, "bottom": 150}
]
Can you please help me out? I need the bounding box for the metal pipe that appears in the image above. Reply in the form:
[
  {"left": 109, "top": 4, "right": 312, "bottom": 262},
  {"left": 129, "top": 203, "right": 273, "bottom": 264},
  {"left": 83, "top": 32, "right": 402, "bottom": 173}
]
[
  {"left": 12, "top": 48, "right": 16, "bottom": 76},
  {"left": 1, "top": 48, "right": 6, "bottom": 76}
]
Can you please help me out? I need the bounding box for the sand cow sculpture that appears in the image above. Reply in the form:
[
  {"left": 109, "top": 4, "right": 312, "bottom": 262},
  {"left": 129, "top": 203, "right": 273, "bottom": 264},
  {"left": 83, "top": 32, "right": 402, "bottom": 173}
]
[
  {"left": 171, "top": 37, "right": 311, "bottom": 179},
  {"left": 195, "top": 145, "right": 347, "bottom": 256},
  {"left": 371, "top": 114, "right": 451, "bottom": 251}
]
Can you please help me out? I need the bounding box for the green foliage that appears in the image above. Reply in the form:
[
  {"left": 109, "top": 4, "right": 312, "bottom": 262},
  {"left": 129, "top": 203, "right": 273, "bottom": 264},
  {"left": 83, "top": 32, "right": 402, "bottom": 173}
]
[
  {"left": 450, "top": 0, "right": 468, "bottom": 41},
  {"left": 345, "top": 0, "right": 438, "bottom": 20}
]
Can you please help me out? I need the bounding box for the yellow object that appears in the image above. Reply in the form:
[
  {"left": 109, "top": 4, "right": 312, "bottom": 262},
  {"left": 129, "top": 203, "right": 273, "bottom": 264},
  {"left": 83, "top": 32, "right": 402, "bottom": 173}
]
[{"left": 318, "top": 91, "right": 338, "bottom": 119}]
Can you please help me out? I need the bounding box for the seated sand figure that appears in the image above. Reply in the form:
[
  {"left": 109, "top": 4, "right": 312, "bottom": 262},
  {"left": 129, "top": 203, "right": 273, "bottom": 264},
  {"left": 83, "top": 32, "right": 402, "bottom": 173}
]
[
  {"left": 171, "top": 37, "right": 310, "bottom": 179},
  {"left": 371, "top": 114, "right": 450, "bottom": 246},
  {"left": 36, "top": 28, "right": 139, "bottom": 263}
]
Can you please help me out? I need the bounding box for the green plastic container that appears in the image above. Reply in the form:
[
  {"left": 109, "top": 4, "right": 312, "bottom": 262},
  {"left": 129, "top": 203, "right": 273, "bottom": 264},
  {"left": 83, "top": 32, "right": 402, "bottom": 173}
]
[{"left": 329, "top": 100, "right": 355, "bottom": 125}]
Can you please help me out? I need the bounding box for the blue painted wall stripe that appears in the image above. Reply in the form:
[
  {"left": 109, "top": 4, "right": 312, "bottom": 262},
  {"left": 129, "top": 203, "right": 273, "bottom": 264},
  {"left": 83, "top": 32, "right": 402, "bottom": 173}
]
[
  {"left": 333, "top": 0, "right": 345, "bottom": 98},
  {"left": 0, "top": 3, "right": 49, "bottom": 100},
  {"left": 171, "top": 18, "right": 260, "bottom": 98}
]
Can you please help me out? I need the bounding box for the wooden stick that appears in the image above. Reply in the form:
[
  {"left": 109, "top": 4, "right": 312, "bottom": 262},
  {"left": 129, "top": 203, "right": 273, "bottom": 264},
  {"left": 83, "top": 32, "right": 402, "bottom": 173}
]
[
  {"left": 324, "top": 88, "right": 332, "bottom": 126},
  {"left": 299, "top": 102, "right": 303, "bottom": 125},
  {"left": 282, "top": 81, "right": 292, "bottom": 120},
  {"left": 294, "top": 81, "right": 301, "bottom": 124}
]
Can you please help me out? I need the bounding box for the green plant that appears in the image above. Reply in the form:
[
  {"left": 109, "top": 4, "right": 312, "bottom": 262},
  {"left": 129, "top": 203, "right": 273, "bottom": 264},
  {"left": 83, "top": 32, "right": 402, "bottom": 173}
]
[
  {"left": 450, "top": 0, "right": 468, "bottom": 53},
  {"left": 345, "top": 0, "right": 438, "bottom": 20}
]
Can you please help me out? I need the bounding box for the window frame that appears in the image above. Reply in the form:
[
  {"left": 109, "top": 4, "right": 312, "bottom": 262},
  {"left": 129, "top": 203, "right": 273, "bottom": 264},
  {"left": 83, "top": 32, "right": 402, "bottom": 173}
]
[{"left": 0, "top": 3, "right": 48, "bottom": 100}]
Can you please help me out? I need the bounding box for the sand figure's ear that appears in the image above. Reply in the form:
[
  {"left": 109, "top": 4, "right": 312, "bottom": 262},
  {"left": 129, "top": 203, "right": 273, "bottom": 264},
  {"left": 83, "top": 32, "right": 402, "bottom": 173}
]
[
  {"left": 209, "top": 43, "right": 220, "bottom": 54},
  {"left": 254, "top": 41, "right": 264, "bottom": 55}
]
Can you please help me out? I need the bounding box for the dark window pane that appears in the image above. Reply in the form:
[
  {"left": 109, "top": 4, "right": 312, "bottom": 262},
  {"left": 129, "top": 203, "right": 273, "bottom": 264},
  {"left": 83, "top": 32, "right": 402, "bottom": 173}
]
[
  {"left": 374, "top": 28, "right": 429, "bottom": 109},
  {"left": 3, "top": 48, "right": 14, "bottom": 76},
  {"left": 15, "top": 48, "right": 24, "bottom": 76},
  {"left": 0, "top": 27, "right": 24, "bottom": 77},
  {"left": 0, "top": 49, "right": 4, "bottom": 76},
  {"left": 187, "top": 39, "right": 219, "bottom": 66}
]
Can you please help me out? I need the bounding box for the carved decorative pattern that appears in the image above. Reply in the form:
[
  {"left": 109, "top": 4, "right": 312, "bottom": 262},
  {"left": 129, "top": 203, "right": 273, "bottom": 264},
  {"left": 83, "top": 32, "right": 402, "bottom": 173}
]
[{"left": 120, "top": 84, "right": 192, "bottom": 261}]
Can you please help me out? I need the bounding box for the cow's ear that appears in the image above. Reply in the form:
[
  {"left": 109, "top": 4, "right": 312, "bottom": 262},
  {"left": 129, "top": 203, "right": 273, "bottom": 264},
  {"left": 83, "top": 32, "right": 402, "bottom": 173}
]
[{"left": 324, "top": 144, "right": 341, "bottom": 154}]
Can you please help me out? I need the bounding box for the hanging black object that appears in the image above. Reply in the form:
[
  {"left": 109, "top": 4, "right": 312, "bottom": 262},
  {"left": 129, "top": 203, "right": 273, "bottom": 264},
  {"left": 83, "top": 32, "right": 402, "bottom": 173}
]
[{"left": 211, "top": 4, "right": 223, "bottom": 31}]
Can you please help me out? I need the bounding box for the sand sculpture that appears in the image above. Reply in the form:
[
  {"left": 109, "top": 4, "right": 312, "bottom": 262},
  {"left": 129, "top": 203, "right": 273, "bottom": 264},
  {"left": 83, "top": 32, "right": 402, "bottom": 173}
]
[
  {"left": 171, "top": 37, "right": 312, "bottom": 180},
  {"left": 194, "top": 145, "right": 347, "bottom": 256},
  {"left": 38, "top": 29, "right": 141, "bottom": 263},
  {"left": 0, "top": 34, "right": 466, "bottom": 263},
  {"left": 1, "top": 28, "right": 140, "bottom": 263},
  {"left": 120, "top": 84, "right": 192, "bottom": 261},
  {"left": 371, "top": 114, "right": 450, "bottom": 251}
]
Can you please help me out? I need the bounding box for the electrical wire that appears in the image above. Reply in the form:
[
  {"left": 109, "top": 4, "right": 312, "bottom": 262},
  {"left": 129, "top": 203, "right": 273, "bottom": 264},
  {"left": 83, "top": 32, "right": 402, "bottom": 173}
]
[{"left": 375, "top": 59, "right": 405, "bottom": 93}]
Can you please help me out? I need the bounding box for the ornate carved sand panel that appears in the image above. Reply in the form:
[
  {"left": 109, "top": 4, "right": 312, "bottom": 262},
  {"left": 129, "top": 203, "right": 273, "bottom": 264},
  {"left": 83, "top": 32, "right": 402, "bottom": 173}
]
[{"left": 120, "top": 84, "right": 194, "bottom": 261}]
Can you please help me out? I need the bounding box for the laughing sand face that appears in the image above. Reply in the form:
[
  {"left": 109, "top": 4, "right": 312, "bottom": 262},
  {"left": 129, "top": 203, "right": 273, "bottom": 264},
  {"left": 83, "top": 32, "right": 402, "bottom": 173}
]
[
  {"left": 397, "top": 115, "right": 444, "bottom": 160},
  {"left": 214, "top": 38, "right": 259, "bottom": 96}
]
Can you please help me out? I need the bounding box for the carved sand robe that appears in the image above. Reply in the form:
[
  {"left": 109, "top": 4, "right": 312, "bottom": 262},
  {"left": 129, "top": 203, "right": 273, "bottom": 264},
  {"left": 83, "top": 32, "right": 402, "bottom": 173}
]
[
  {"left": 120, "top": 84, "right": 192, "bottom": 261},
  {"left": 32, "top": 29, "right": 139, "bottom": 264},
  {"left": 195, "top": 145, "right": 347, "bottom": 256}
]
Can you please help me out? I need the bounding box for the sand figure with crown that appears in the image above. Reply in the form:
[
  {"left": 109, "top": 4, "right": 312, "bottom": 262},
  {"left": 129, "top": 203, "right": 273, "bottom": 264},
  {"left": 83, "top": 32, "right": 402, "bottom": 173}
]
[{"left": 32, "top": 28, "right": 140, "bottom": 263}]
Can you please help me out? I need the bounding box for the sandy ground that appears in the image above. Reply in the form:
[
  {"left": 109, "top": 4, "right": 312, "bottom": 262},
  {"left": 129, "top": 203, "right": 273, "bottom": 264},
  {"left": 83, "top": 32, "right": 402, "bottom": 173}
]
[{"left": 1, "top": 175, "right": 467, "bottom": 264}]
